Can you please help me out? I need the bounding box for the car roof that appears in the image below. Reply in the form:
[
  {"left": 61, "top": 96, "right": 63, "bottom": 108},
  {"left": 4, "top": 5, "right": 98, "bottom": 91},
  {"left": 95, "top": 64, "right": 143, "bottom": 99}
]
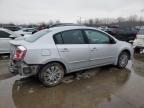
[{"left": 48, "top": 26, "right": 100, "bottom": 33}]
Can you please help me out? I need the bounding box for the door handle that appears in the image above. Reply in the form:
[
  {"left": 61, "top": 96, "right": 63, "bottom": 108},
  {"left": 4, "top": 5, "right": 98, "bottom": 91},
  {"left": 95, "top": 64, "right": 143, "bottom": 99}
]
[
  {"left": 63, "top": 48, "right": 68, "bottom": 50},
  {"left": 91, "top": 47, "right": 97, "bottom": 51},
  {"left": 60, "top": 48, "right": 69, "bottom": 52}
]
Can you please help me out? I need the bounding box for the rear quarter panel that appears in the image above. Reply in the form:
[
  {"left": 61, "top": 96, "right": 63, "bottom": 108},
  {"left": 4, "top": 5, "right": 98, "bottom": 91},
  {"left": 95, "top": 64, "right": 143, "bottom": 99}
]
[{"left": 23, "top": 33, "right": 62, "bottom": 65}]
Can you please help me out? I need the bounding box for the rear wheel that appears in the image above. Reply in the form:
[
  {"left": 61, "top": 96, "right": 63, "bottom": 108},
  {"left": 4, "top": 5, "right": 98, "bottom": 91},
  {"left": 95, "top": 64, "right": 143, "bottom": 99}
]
[
  {"left": 39, "top": 63, "right": 64, "bottom": 87},
  {"left": 117, "top": 51, "right": 129, "bottom": 68}
]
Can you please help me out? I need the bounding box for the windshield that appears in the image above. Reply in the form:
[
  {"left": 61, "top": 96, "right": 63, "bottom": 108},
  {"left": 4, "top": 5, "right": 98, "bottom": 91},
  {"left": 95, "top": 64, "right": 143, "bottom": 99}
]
[
  {"left": 24, "top": 29, "right": 50, "bottom": 42},
  {"left": 138, "top": 29, "right": 144, "bottom": 35}
]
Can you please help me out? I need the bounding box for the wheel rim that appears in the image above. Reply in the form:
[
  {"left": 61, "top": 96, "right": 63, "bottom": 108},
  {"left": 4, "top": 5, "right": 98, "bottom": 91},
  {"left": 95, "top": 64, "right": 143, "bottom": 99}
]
[
  {"left": 43, "top": 65, "right": 63, "bottom": 85},
  {"left": 119, "top": 54, "right": 128, "bottom": 67}
]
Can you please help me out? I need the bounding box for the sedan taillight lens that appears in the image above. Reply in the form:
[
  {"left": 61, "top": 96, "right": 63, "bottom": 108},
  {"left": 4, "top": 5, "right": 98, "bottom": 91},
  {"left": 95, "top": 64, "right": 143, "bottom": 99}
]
[{"left": 14, "top": 46, "right": 27, "bottom": 61}]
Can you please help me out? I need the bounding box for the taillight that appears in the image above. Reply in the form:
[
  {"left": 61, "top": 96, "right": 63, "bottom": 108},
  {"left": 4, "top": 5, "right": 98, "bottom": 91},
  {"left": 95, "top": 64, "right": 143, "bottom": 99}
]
[{"left": 14, "top": 46, "right": 27, "bottom": 61}]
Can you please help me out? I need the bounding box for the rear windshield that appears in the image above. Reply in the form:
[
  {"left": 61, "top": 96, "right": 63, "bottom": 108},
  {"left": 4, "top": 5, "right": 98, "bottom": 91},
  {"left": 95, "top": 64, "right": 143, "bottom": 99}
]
[
  {"left": 24, "top": 29, "right": 50, "bottom": 42},
  {"left": 138, "top": 29, "right": 144, "bottom": 35}
]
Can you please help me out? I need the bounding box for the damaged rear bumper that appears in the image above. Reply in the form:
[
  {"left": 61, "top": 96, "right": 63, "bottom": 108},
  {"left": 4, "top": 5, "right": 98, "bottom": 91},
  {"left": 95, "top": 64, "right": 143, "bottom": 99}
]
[{"left": 8, "top": 60, "right": 39, "bottom": 76}]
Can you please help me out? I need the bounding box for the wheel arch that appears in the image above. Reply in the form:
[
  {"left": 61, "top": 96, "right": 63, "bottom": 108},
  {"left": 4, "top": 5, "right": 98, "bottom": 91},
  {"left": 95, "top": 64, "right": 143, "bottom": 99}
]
[
  {"left": 114, "top": 48, "right": 131, "bottom": 65},
  {"left": 39, "top": 60, "right": 68, "bottom": 74},
  {"left": 120, "top": 49, "right": 131, "bottom": 60}
]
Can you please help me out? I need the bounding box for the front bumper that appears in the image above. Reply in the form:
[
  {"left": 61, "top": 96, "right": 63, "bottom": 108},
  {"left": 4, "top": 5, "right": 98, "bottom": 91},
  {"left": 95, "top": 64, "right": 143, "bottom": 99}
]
[{"left": 8, "top": 60, "right": 39, "bottom": 76}]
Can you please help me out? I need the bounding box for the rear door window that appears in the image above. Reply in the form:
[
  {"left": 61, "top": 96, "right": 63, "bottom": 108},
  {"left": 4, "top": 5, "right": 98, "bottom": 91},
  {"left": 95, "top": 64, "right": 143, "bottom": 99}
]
[
  {"left": 53, "top": 33, "right": 63, "bottom": 44},
  {"left": 61, "top": 30, "right": 85, "bottom": 44}
]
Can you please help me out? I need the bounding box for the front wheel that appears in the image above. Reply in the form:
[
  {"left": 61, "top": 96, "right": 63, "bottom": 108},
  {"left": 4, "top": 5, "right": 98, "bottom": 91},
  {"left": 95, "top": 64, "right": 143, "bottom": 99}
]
[
  {"left": 117, "top": 52, "right": 129, "bottom": 68},
  {"left": 39, "top": 63, "right": 64, "bottom": 87}
]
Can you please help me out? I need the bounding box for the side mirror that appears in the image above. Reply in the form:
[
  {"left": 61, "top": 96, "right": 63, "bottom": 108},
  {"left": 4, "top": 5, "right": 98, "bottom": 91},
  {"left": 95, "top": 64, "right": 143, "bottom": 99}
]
[{"left": 110, "top": 38, "right": 116, "bottom": 44}]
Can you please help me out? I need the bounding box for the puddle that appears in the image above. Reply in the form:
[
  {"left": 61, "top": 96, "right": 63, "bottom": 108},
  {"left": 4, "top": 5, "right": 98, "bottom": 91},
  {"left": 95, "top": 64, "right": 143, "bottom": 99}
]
[
  {"left": 0, "top": 61, "right": 144, "bottom": 108},
  {"left": 0, "top": 54, "right": 10, "bottom": 60}
]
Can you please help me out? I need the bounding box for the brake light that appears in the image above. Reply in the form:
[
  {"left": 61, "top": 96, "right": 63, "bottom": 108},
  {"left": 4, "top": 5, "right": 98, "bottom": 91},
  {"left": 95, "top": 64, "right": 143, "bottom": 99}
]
[{"left": 14, "top": 46, "right": 27, "bottom": 61}]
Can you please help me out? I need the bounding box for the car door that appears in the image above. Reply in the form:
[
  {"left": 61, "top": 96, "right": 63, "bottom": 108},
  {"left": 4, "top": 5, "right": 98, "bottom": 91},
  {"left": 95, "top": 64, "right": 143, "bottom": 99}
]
[
  {"left": 53, "top": 29, "right": 90, "bottom": 72},
  {"left": 84, "top": 29, "right": 117, "bottom": 66},
  {"left": 0, "top": 30, "right": 11, "bottom": 53}
]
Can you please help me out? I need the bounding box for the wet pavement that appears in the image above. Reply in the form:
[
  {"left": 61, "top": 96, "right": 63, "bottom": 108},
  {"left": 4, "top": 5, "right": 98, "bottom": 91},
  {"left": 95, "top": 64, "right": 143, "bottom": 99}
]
[{"left": 0, "top": 59, "right": 144, "bottom": 108}]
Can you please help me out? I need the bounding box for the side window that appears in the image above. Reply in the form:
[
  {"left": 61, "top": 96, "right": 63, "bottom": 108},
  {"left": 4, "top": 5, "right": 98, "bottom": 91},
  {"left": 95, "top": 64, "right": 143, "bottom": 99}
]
[
  {"left": 53, "top": 33, "right": 63, "bottom": 44},
  {"left": 0, "top": 31, "right": 10, "bottom": 38},
  {"left": 84, "top": 30, "right": 110, "bottom": 44},
  {"left": 61, "top": 30, "right": 85, "bottom": 44}
]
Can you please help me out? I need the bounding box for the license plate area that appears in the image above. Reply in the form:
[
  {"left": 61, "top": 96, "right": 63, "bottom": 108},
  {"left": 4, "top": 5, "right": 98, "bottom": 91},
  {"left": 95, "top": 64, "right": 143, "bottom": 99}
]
[
  {"left": 10, "top": 45, "right": 17, "bottom": 59},
  {"left": 8, "top": 59, "right": 18, "bottom": 73}
]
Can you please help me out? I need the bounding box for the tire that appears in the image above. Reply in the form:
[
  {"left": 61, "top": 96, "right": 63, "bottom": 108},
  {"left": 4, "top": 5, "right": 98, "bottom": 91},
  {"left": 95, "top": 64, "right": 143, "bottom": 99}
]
[
  {"left": 117, "top": 51, "right": 129, "bottom": 68},
  {"left": 39, "top": 63, "right": 64, "bottom": 87}
]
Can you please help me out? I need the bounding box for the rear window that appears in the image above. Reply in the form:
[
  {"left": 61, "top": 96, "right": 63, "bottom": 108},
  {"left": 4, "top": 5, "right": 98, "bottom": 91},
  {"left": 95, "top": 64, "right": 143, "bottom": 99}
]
[
  {"left": 138, "top": 29, "right": 144, "bottom": 35},
  {"left": 24, "top": 29, "right": 50, "bottom": 42}
]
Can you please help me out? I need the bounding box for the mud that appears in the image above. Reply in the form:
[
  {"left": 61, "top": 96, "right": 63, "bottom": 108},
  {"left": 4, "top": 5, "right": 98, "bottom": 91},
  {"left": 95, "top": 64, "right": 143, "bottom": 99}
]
[{"left": 0, "top": 60, "right": 144, "bottom": 108}]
